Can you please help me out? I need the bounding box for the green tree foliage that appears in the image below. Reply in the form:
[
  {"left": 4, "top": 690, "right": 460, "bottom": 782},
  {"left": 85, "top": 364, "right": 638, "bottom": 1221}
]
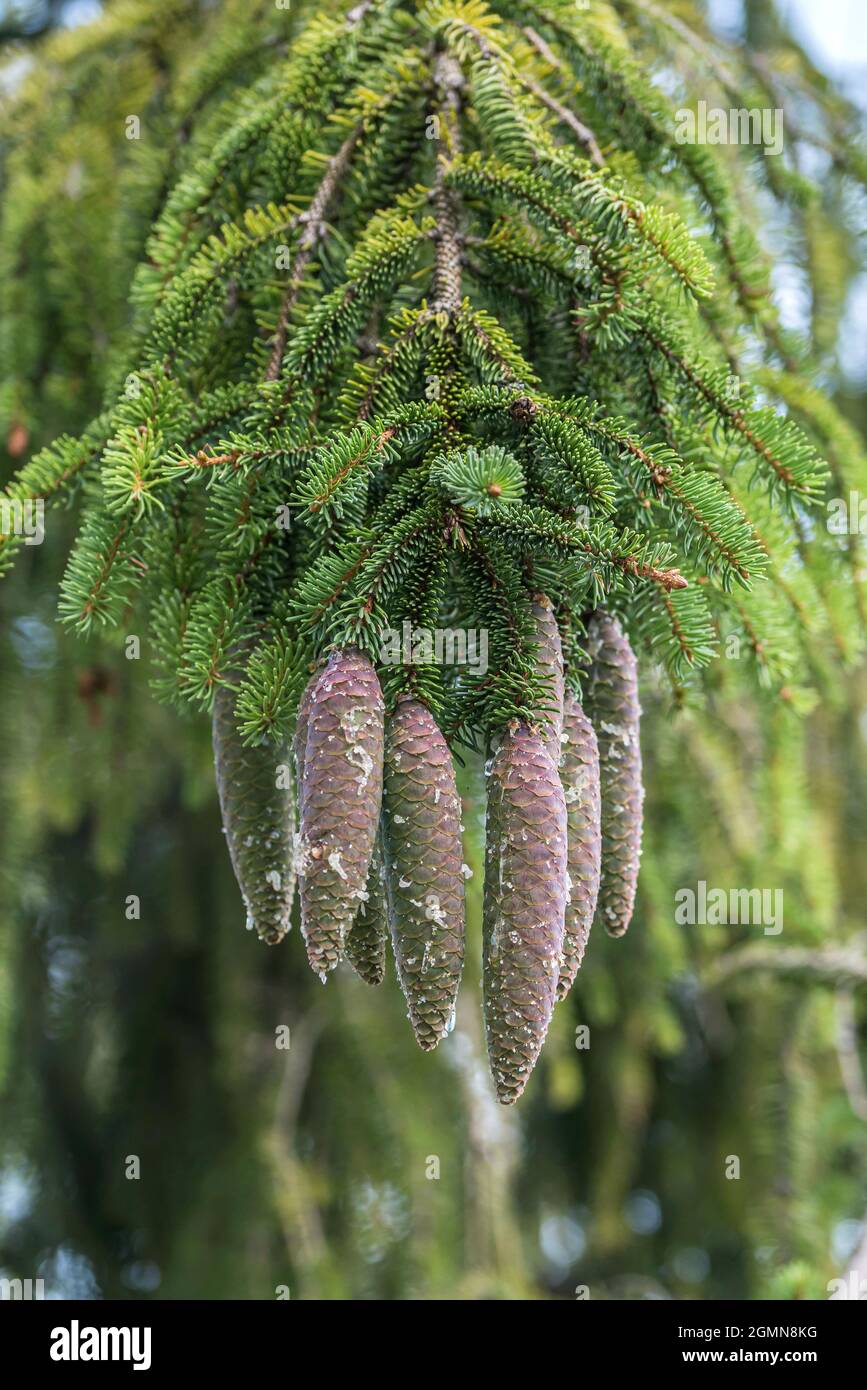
[
  {"left": 1, "top": 0, "right": 866, "bottom": 1299},
  {"left": 3, "top": 0, "right": 863, "bottom": 724}
]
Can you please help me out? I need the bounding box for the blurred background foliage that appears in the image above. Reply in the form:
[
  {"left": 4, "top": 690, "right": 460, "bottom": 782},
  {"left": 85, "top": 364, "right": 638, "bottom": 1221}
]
[{"left": 0, "top": 0, "right": 866, "bottom": 1300}]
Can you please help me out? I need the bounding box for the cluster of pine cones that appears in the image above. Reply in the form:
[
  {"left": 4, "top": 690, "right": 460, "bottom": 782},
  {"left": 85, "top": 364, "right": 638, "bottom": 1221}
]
[{"left": 212, "top": 607, "right": 643, "bottom": 1104}]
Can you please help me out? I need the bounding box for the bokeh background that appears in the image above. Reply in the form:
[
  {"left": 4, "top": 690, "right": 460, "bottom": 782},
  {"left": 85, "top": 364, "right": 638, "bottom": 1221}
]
[{"left": 1, "top": 0, "right": 866, "bottom": 1300}]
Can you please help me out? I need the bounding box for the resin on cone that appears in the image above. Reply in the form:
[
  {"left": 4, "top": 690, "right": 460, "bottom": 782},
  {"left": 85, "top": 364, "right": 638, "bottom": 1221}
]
[
  {"left": 345, "top": 829, "right": 388, "bottom": 986},
  {"left": 584, "top": 611, "right": 643, "bottom": 937},
  {"left": 556, "top": 690, "right": 602, "bottom": 1000},
  {"left": 483, "top": 721, "right": 568, "bottom": 1103},
  {"left": 296, "top": 647, "right": 384, "bottom": 978},
  {"left": 530, "top": 592, "right": 565, "bottom": 765},
  {"left": 213, "top": 648, "right": 295, "bottom": 945},
  {"left": 382, "top": 696, "right": 465, "bottom": 1049}
]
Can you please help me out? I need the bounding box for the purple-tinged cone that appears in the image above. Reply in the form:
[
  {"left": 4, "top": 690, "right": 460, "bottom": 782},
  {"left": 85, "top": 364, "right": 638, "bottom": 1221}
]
[
  {"left": 296, "top": 647, "right": 384, "bottom": 978},
  {"left": 556, "top": 690, "right": 601, "bottom": 1000},
  {"left": 382, "top": 696, "right": 465, "bottom": 1049},
  {"left": 530, "top": 592, "right": 565, "bottom": 765},
  {"left": 483, "top": 721, "right": 568, "bottom": 1104},
  {"left": 213, "top": 649, "right": 295, "bottom": 945},
  {"left": 584, "top": 611, "right": 643, "bottom": 938}
]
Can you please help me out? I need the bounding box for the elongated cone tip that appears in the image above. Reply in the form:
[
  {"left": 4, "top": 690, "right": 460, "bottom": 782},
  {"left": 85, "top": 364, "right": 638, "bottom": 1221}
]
[{"left": 345, "top": 831, "right": 388, "bottom": 986}]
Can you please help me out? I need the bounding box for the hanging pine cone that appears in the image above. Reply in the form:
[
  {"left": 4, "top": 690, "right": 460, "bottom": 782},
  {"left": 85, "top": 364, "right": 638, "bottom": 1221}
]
[
  {"left": 382, "top": 695, "right": 465, "bottom": 1050},
  {"left": 530, "top": 592, "right": 564, "bottom": 764},
  {"left": 296, "top": 646, "right": 384, "bottom": 979},
  {"left": 584, "top": 610, "right": 643, "bottom": 938},
  {"left": 483, "top": 721, "right": 568, "bottom": 1104},
  {"left": 212, "top": 647, "right": 295, "bottom": 945},
  {"left": 556, "top": 690, "right": 602, "bottom": 1001},
  {"left": 345, "top": 829, "right": 388, "bottom": 986}
]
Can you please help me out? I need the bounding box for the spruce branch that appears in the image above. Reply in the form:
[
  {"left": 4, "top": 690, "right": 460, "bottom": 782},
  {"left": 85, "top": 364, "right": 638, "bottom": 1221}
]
[
  {"left": 639, "top": 314, "right": 827, "bottom": 500},
  {"left": 0, "top": 421, "right": 108, "bottom": 571},
  {"left": 479, "top": 502, "right": 688, "bottom": 593},
  {"left": 59, "top": 514, "right": 134, "bottom": 632},
  {"left": 298, "top": 424, "right": 398, "bottom": 517},
  {"left": 2, "top": 0, "right": 864, "bottom": 1110},
  {"left": 546, "top": 397, "right": 765, "bottom": 587},
  {"left": 347, "top": 308, "right": 429, "bottom": 422}
]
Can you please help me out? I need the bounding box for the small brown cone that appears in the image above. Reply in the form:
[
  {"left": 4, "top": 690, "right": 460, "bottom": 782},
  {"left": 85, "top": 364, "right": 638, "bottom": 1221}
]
[
  {"left": 556, "top": 691, "right": 602, "bottom": 1000},
  {"left": 296, "top": 647, "right": 384, "bottom": 978},
  {"left": 483, "top": 721, "right": 568, "bottom": 1103},
  {"left": 382, "top": 696, "right": 465, "bottom": 1049},
  {"left": 584, "top": 611, "right": 643, "bottom": 937},
  {"left": 345, "top": 830, "right": 388, "bottom": 986},
  {"left": 212, "top": 649, "right": 295, "bottom": 945},
  {"left": 530, "top": 592, "right": 564, "bottom": 764}
]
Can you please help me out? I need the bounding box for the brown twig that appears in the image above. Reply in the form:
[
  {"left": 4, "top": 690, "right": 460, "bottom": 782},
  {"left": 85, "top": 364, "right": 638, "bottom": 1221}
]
[
  {"left": 430, "top": 53, "right": 465, "bottom": 317},
  {"left": 704, "top": 942, "right": 867, "bottom": 992},
  {"left": 264, "top": 125, "right": 363, "bottom": 382},
  {"left": 522, "top": 25, "right": 604, "bottom": 165}
]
